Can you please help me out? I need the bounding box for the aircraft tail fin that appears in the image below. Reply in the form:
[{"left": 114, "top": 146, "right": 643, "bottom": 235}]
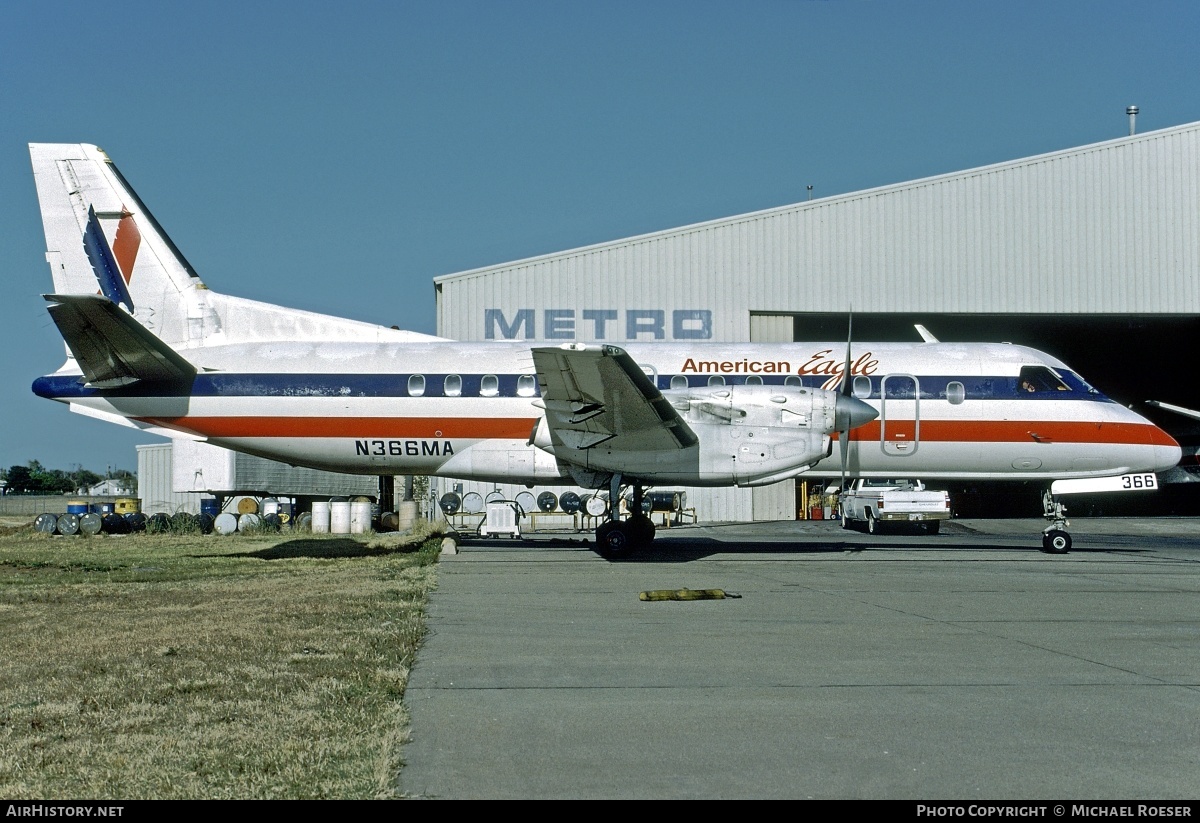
[
  {"left": 30, "top": 143, "right": 210, "bottom": 348},
  {"left": 30, "top": 142, "right": 450, "bottom": 349},
  {"left": 43, "top": 294, "right": 196, "bottom": 389}
]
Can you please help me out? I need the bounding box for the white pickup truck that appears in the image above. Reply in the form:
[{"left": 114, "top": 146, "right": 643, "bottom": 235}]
[{"left": 839, "top": 478, "right": 951, "bottom": 535}]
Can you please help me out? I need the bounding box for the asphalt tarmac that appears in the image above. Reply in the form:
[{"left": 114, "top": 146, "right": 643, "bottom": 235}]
[{"left": 398, "top": 518, "right": 1200, "bottom": 800}]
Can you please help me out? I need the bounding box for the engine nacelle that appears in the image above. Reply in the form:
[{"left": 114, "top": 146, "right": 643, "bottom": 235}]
[
  {"left": 675, "top": 384, "right": 839, "bottom": 485},
  {"left": 531, "top": 384, "right": 851, "bottom": 486}
]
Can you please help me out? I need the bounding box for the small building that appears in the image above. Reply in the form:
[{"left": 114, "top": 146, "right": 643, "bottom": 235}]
[
  {"left": 137, "top": 441, "right": 380, "bottom": 516},
  {"left": 85, "top": 478, "right": 133, "bottom": 497}
]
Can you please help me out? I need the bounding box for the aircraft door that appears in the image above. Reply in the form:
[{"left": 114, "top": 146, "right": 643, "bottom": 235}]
[{"left": 880, "top": 374, "right": 920, "bottom": 457}]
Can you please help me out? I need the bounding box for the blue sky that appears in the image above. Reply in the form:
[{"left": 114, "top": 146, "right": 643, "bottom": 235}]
[{"left": 2, "top": 0, "right": 1197, "bottom": 475}]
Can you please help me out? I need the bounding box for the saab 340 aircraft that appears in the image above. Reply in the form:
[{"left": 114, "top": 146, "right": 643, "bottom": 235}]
[{"left": 28, "top": 143, "right": 1181, "bottom": 556}]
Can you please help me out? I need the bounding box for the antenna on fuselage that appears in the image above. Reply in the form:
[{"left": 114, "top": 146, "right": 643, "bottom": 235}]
[{"left": 914, "top": 324, "right": 939, "bottom": 343}]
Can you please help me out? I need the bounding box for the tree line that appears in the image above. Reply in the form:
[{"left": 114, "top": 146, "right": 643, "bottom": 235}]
[{"left": 0, "top": 461, "right": 137, "bottom": 495}]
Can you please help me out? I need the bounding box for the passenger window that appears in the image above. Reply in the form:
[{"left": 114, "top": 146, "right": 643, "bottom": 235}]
[
  {"left": 517, "top": 374, "right": 538, "bottom": 397},
  {"left": 444, "top": 374, "right": 462, "bottom": 397},
  {"left": 670, "top": 374, "right": 688, "bottom": 390},
  {"left": 946, "top": 381, "right": 965, "bottom": 405},
  {"left": 481, "top": 374, "right": 499, "bottom": 397},
  {"left": 852, "top": 375, "right": 872, "bottom": 399},
  {"left": 708, "top": 375, "right": 726, "bottom": 386},
  {"left": 407, "top": 374, "right": 425, "bottom": 397},
  {"left": 784, "top": 375, "right": 802, "bottom": 387},
  {"left": 746, "top": 375, "right": 763, "bottom": 386}
]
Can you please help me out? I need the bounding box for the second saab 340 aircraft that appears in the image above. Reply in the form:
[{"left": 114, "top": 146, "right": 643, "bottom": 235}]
[{"left": 29, "top": 143, "right": 1181, "bottom": 556}]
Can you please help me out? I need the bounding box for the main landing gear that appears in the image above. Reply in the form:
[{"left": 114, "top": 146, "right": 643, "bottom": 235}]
[
  {"left": 594, "top": 474, "right": 656, "bottom": 559},
  {"left": 1041, "top": 490, "right": 1072, "bottom": 554}
]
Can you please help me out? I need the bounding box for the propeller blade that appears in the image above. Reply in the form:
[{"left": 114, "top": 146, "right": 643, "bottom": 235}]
[
  {"left": 840, "top": 424, "right": 849, "bottom": 492},
  {"left": 839, "top": 311, "right": 853, "bottom": 490},
  {"left": 840, "top": 313, "right": 853, "bottom": 396}
]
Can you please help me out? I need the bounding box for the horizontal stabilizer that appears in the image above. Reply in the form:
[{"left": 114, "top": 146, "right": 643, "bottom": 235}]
[{"left": 44, "top": 294, "right": 196, "bottom": 388}]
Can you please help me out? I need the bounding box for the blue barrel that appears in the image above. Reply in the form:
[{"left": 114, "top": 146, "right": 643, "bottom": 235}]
[
  {"left": 276, "top": 501, "right": 294, "bottom": 525},
  {"left": 146, "top": 513, "right": 171, "bottom": 534},
  {"left": 200, "top": 497, "right": 221, "bottom": 517},
  {"left": 102, "top": 513, "right": 128, "bottom": 534},
  {"left": 67, "top": 500, "right": 91, "bottom": 515}
]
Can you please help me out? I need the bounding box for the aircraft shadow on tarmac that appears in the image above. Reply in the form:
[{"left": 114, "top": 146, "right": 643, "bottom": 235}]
[
  {"left": 458, "top": 533, "right": 1153, "bottom": 562},
  {"left": 196, "top": 538, "right": 432, "bottom": 561}
]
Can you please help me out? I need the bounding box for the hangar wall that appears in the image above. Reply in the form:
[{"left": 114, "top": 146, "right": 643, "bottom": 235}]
[
  {"left": 437, "top": 121, "right": 1200, "bottom": 342},
  {"left": 433, "top": 121, "right": 1200, "bottom": 523}
]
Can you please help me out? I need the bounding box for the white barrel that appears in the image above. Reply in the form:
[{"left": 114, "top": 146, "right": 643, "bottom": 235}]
[
  {"left": 515, "top": 491, "right": 536, "bottom": 515},
  {"left": 397, "top": 499, "right": 420, "bottom": 531},
  {"left": 311, "top": 501, "right": 331, "bottom": 533},
  {"left": 462, "top": 492, "right": 484, "bottom": 513},
  {"left": 238, "top": 512, "right": 261, "bottom": 531},
  {"left": 350, "top": 500, "right": 373, "bottom": 533},
  {"left": 214, "top": 512, "right": 239, "bottom": 534},
  {"left": 261, "top": 497, "right": 279, "bottom": 517},
  {"left": 584, "top": 494, "right": 608, "bottom": 517},
  {"left": 330, "top": 500, "right": 352, "bottom": 534}
]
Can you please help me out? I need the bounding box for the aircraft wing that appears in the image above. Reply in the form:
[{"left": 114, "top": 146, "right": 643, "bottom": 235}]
[
  {"left": 44, "top": 293, "right": 197, "bottom": 389},
  {"left": 532, "top": 344, "right": 698, "bottom": 454},
  {"left": 1146, "top": 400, "right": 1200, "bottom": 422}
]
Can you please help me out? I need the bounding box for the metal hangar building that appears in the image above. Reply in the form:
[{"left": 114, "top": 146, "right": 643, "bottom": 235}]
[{"left": 433, "top": 120, "right": 1200, "bottom": 522}]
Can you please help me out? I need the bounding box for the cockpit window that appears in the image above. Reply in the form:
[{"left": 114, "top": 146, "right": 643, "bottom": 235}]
[
  {"left": 1017, "top": 366, "right": 1070, "bottom": 394},
  {"left": 1061, "top": 370, "right": 1102, "bottom": 395}
]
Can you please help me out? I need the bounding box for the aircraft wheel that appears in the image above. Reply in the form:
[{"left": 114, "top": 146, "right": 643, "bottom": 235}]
[
  {"left": 867, "top": 511, "right": 880, "bottom": 535},
  {"left": 628, "top": 514, "right": 656, "bottom": 545},
  {"left": 595, "top": 521, "right": 635, "bottom": 559},
  {"left": 1042, "top": 529, "right": 1072, "bottom": 554}
]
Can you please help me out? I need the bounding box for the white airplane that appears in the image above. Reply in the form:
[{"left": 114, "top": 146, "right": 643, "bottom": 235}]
[{"left": 28, "top": 143, "right": 1181, "bottom": 556}]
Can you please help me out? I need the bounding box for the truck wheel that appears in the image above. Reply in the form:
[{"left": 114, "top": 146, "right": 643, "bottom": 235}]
[
  {"left": 925, "top": 521, "right": 940, "bottom": 535},
  {"left": 867, "top": 511, "right": 880, "bottom": 535},
  {"left": 840, "top": 507, "right": 851, "bottom": 530}
]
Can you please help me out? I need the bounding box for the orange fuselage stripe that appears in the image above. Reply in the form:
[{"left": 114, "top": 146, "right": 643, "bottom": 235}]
[
  {"left": 142, "top": 416, "right": 539, "bottom": 439},
  {"left": 842, "top": 420, "right": 1176, "bottom": 446},
  {"left": 139, "top": 415, "right": 1175, "bottom": 447}
]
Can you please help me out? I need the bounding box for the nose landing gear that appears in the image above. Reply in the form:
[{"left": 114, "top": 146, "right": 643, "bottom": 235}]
[{"left": 1041, "top": 490, "right": 1072, "bottom": 554}]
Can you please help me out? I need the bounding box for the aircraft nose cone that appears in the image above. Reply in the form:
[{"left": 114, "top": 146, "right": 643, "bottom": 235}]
[
  {"left": 1150, "top": 431, "right": 1183, "bottom": 473},
  {"left": 835, "top": 393, "right": 878, "bottom": 431}
]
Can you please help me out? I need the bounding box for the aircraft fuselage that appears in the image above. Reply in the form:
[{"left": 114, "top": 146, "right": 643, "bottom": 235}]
[{"left": 33, "top": 339, "right": 1181, "bottom": 486}]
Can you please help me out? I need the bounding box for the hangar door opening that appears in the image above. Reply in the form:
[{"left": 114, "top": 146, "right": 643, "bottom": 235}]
[{"left": 762, "top": 312, "right": 1200, "bottom": 517}]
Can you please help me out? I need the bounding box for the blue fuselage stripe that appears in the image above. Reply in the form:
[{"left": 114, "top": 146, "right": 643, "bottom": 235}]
[{"left": 32, "top": 371, "right": 1115, "bottom": 403}]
